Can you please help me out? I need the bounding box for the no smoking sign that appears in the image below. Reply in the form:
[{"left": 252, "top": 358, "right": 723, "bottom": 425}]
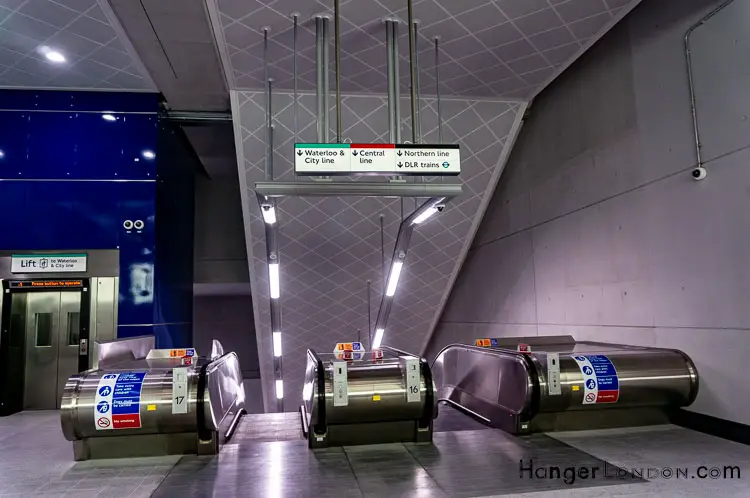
[{"left": 97, "top": 417, "right": 111, "bottom": 428}]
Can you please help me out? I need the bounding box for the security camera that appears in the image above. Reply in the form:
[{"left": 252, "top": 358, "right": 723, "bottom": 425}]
[
  {"left": 692, "top": 167, "right": 707, "bottom": 181},
  {"left": 436, "top": 204, "right": 445, "bottom": 212}
]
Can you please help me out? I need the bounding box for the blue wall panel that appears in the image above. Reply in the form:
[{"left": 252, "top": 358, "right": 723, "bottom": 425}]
[{"left": 0, "top": 90, "right": 168, "bottom": 344}]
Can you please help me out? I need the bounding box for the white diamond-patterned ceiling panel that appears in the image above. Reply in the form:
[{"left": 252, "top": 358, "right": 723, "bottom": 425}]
[
  {"left": 233, "top": 89, "right": 524, "bottom": 410},
  {"left": 0, "top": 0, "right": 154, "bottom": 90},
  {"left": 213, "top": 0, "right": 641, "bottom": 99}
]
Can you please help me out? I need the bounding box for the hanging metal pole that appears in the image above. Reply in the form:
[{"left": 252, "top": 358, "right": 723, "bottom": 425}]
[
  {"left": 407, "top": 0, "right": 418, "bottom": 144},
  {"left": 435, "top": 37, "right": 442, "bottom": 144},
  {"left": 386, "top": 21, "right": 397, "bottom": 144},
  {"left": 367, "top": 279, "right": 372, "bottom": 347},
  {"left": 263, "top": 28, "right": 273, "bottom": 181},
  {"left": 315, "top": 17, "right": 325, "bottom": 143},
  {"left": 323, "top": 17, "right": 330, "bottom": 143},
  {"left": 334, "top": 0, "right": 342, "bottom": 143},
  {"left": 393, "top": 22, "right": 401, "bottom": 144},
  {"left": 413, "top": 21, "right": 422, "bottom": 145},
  {"left": 293, "top": 14, "right": 299, "bottom": 145}
]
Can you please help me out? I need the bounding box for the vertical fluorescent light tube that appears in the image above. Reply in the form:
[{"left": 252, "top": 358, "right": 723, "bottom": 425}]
[
  {"left": 373, "top": 328, "right": 385, "bottom": 349},
  {"left": 273, "top": 331, "right": 282, "bottom": 357},
  {"left": 412, "top": 206, "right": 438, "bottom": 225},
  {"left": 275, "top": 379, "right": 284, "bottom": 399},
  {"left": 262, "top": 206, "right": 276, "bottom": 224},
  {"left": 269, "top": 263, "right": 280, "bottom": 299},
  {"left": 385, "top": 260, "right": 403, "bottom": 297}
]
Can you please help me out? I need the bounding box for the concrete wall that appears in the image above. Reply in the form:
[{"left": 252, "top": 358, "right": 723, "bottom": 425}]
[{"left": 426, "top": 0, "right": 750, "bottom": 425}]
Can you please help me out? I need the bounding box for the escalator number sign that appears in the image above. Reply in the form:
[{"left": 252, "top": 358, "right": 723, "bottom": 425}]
[
  {"left": 409, "top": 386, "right": 419, "bottom": 394},
  {"left": 175, "top": 396, "right": 184, "bottom": 405}
]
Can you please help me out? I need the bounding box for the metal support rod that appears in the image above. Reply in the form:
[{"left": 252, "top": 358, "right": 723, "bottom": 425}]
[
  {"left": 255, "top": 181, "right": 463, "bottom": 198},
  {"left": 413, "top": 21, "right": 422, "bottom": 144},
  {"left": 380, "top": 215, "right": 385, "bottom": 291},
  {"left": 685, "top": 0, "right": 736, "bottom": 170},
  {"left": 264, "top": 28, "right": 273, "bottom": 181},
  {"left": 315, "top": 17, "right": 325, "bottom": 143},
  {"left": 435, "top": 37, "right": 442, "bottom": 144},
  {"left": 367, "top": 279, "right": 372, "bottom": 347},
  {"left": 386, "top": 21, "right": 397, "bottom": 144},
  {"left": 334, "top": 0, "right": 342, "bottom": 143},
  {"left": 323, "top": 17, "right": 330, "bottom": 143},
  {"left": 293, "top": 14, "right": 299, "bottom": 145},
  {"left": 393, "top": 22, "right": 401, "bottom": 144},
  {"left": 407, "top": 0, "right": 418, "bottom": 144}
]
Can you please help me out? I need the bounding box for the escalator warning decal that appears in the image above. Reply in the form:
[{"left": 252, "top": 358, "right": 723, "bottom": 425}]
[{"left": 572, "top": 355, "right": 619, "bottom": 404}]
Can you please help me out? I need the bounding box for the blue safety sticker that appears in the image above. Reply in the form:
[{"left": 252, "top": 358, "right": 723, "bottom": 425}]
[{"left": 572, "top": 355, "right": 619, "bottom": 404}]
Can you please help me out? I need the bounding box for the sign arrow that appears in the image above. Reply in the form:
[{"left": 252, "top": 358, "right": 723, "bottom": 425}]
[
  {"left": 397, "top": 151, "right": 402, "bottom": 156},
  {"left": 352, "top": 150, "right": 358, "bottom": 156},
  {"left": 397, "top": 162, "right": 403, "bottom": 168},
  {"left": 297, "top": 150, "right": 302, "bottom": 156}
]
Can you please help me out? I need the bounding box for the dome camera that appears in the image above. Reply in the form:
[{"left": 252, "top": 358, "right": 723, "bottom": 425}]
[{"left": 692, "top": 167, "right": 707, "bottom": 181}]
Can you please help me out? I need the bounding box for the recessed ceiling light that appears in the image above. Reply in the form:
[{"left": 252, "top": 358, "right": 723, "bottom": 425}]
[
  {"left": 38, "top": 46, "right": 66, "bottom": 64},
  {"left": 0, "top": 150, "right": 5, "bottom": 159},
  {"left": 102, "top": 113, "right": 116, "bottom": 122},
  {"left": 141, "top": 150, "right": 156, "bottom": 160}
]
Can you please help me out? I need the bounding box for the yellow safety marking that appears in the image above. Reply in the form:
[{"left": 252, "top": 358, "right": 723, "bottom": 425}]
[
  {"left": 147, "top": 404, "right": 157, "bottom": 411},
  {"left": 372, "top": 395, "right": 381, "bottom": 401},
  {"left": 572, "top": 385, "right": 580, "bottom": 391}
]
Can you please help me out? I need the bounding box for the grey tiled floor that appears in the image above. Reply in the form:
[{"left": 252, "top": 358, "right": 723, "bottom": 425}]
[
  {"left": 150, "top": 408, "right": 640, "bottom": 497},
  {"left": 0, "top": 411, "right": 177, "bottom": 497},
  {"left": 3, "top": 409, "right": 750, "bottom": 497}
]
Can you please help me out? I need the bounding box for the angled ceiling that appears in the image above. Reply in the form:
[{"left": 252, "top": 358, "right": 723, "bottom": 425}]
[
  {"left": 211, "top": 0, "right": 640, "bottom": 98},
  {"left": 233, "top": 91, "right": 526, "bottom": 409},
  {"left": 0, "top": 0, "right": 154, "bottom": 90}
]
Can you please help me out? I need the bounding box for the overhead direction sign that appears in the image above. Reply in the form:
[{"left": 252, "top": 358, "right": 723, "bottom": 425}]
[
  {"left": 394, "top": 144, "right": 460, "bottom": 174},
  {"left": 294, "top": 143, "right": 460, "bottom": 176}
]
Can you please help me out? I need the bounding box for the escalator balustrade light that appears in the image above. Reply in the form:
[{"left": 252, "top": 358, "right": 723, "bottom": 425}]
[
  {"left": 412, "top": 206, "right": 438, "bottom": 225},
  {"left": 373, "top": 328, "right": 385, "bottom": 349},
  {"left": 275, "top": 379, "right": 284, "bottom": 399},
  {"left": 269, "top": 263, "right": 280, "bottom": 299},
  {"left": 273, "top": 331, "right": 282, "bottom": 357},
  {"left": 385, "top": 260, "right": 403, "bottom": 297}
]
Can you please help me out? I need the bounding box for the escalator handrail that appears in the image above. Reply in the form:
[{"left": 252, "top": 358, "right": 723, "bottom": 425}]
[
  {"left": 306, "top": 349, "right": 327, "bottom": 435},
  {"left": 431, "top": 343, "right": 540, "bottom": 419}
]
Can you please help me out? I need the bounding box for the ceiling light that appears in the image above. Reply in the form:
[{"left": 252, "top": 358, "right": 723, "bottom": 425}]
[
  {"left": 141, "top": 150, "right": 156, "bottom": 160},
  {"left": 373, "top": 328, "right": 385, "bottom": 349},
  {"left": 102, "top": 113, "right": 117, "bottom": 122},
  {"left": 38, "top": 46, "right": 66, "bottom": 64},
  {"left": 385, "top": 260, "right": 403, "bottom": 297},
  {"left": 275, "top": 379, "right": 284, "bottom": 399},
  {"left": 413, "top": 206, "right": 438, "bottom": 225},
  {"left": 262, "top": 205, "right": 277, "bottom": 224},
  {"left": 269, "top": 263, "right": 280, "bottom": 299},
  {"left": 273, "top": 331, "right": 282, "bottom": 357},
  {"left": 0, "top": 150, "right": 5, "bottom": 159}
]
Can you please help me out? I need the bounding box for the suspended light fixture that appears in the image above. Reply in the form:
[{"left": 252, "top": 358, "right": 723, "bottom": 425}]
[{"left": 261, "top": 204, "right": 277, "bottom": 224}]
